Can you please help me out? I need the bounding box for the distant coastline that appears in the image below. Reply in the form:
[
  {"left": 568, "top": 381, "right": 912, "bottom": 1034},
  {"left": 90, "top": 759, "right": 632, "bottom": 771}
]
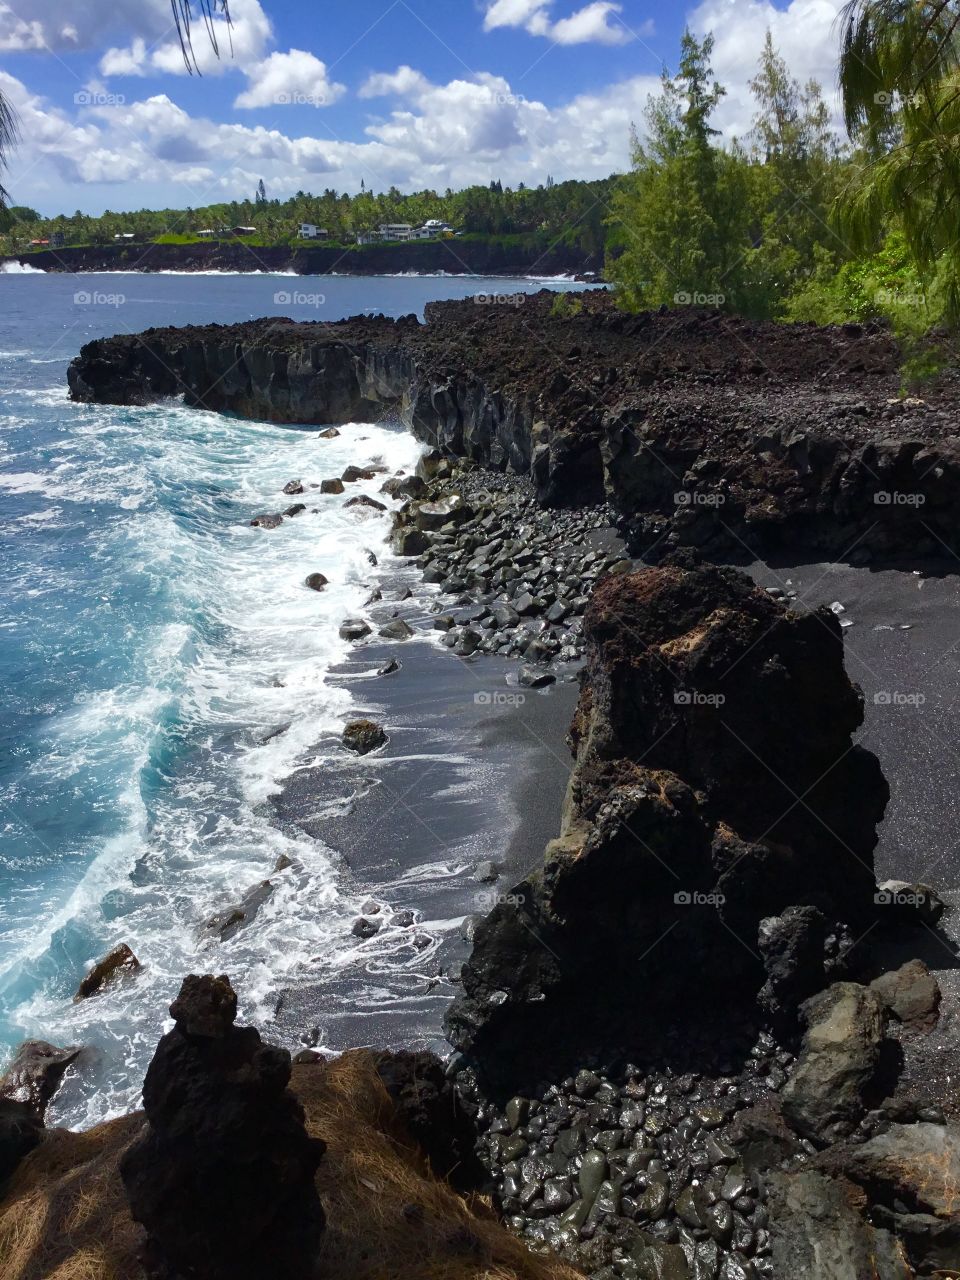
[{"left": 0, "top": 236, "right": 601, "bottom": 279}]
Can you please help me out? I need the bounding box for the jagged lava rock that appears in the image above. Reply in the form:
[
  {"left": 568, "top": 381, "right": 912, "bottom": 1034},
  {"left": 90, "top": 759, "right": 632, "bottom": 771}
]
[
  {"left": 120, "top": 974, "right": 325, "bottom": 1280},
  {"left": 446, "top": 561, "right": 889, "bottom": 1092}
]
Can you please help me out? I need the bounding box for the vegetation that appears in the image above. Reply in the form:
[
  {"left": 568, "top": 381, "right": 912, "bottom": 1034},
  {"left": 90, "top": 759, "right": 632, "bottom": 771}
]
[{"left": 0, "top": 177, "right": 614, "bottom": 258}]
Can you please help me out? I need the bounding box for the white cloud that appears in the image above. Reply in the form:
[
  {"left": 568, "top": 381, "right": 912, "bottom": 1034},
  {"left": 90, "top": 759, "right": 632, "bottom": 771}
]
[
  {"left": 233, "top": 50, "right": 346, "bottom": 109},
  {"left": 0, "top": 0, "right": 171, "bottom": 52},
  {"left": 98, "top": 0, "right": 271, "bottom": 78},
  {"left": 689, "top": 0, "right": 846, "bottom": 138},
  {"left": 482, "top": 0, "right": 634, "bottom": 45},
  {"left": 358, "top": 65, "right": 431, "bottom": 100}
]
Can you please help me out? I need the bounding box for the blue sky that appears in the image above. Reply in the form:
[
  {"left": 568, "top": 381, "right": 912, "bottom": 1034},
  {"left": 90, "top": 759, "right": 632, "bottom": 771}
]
[{"left": 0, "top": 0, "right": 847, "bottom": 215}]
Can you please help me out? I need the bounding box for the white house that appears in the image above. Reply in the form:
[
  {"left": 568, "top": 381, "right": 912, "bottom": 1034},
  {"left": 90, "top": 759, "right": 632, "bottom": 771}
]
[
  {"left": 298, "top": 223, "right": 329, "bottom": 239},
  {"left": 377, "top": 223, "right": 415, "bottom": 241}
]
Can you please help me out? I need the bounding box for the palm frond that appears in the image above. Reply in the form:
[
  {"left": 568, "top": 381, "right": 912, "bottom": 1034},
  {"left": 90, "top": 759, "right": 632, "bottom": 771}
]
[{"left": 171, "top": 0, "right": 234, "bottom": 74}]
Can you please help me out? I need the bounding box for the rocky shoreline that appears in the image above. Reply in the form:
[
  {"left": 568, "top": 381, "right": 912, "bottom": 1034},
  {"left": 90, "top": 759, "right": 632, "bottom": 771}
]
[
  {"left": 3, "top": 237, "right": 597, "bottom": 277},
  {"left": 67, "top": 291, "right": 960, "bottom": 565},
  {"left": 2, "top": 307, "right": 959, "bottom": 1279}
]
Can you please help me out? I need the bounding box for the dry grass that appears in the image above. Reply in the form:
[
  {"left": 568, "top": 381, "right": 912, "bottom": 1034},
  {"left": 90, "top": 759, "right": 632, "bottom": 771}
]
[{"left": 0, "top": 1051, "right": 582, "bottom": 1280}]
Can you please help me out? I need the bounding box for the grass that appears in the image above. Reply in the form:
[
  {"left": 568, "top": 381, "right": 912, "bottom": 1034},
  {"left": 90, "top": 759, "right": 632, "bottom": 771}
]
[{"left": 0, "top": 1050, "right": 581, "bottom": 1280}]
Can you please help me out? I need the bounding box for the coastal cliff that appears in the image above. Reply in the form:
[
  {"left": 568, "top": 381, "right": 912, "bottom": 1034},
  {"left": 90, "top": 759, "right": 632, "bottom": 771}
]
[
  {"left": 67, "top": 292, "right": 960, "bottom": 561},
  {"left": 3, "top": 236, "right": 597, "bottom": 277}
]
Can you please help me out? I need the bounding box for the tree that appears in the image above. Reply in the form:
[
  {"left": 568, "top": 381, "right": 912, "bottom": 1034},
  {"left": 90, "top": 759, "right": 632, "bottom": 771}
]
[
  {"left": 607, "top": 30, "right": 748, "bottom": 310},
  {"left": 256, "top": 178, "right": 267, "bottom": 205},
  {"left": 837, "top": 0, "right": 960, "bottom": 317}
]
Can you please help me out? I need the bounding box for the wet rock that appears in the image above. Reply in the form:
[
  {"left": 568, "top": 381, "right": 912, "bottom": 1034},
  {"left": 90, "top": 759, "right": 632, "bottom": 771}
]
[
  {"left": 120, "top": 975, "right": 325, "bottom": 1280},
  {"left": 274, "top": 854, "right": 293, "bottom": 872},
  {"left": 757, "top": 905, "right": 832, "bottom": 1030},
  {"left": 0, "top": 1040, "right": 80, "bottom": 1120},
  {"left": 352, "top": 917, "right": 382, "bottom": 940},
  {"left": 317, "top": 427, "right": 339, "bottom": 439},
  {"left": 76, "top": 942, "right": 141, "bottom": 1000},
  {"left": 344, "top": 494, "right": 387, "bottom": 513},
  {"left": 392, "top": 526, "right": 430, "bottom": 556},
  {"left": 282, "top": 479, "right": 304, "bottom": 495},
  {"left": 202, "top": 882, "right": 274, "bottom": 943},
  {"left": 781, "top": 983, "right": 886, "bottom": 1144},
  {"left": 379, "top": 618, "right": 414, "bottom": 640},
  {"left": 339, "top": 618, "right": 371, "bottom": 641},
  {"left": 320, "top": 478, "right": 345, "bottom": 494},
  {"left": 381, "top": 474, "right": 427, "bottom": 500},
  {"left": 304, "top": 572, "right": 328, "bottom": 592},
  {"left": 342, "top": 719, "right": 387, "bottom": 755},
  {"left": 518, "top": 665, "right": 556, "bottom": 688},
  {"left": 249, "top": 512, "right": 283, "bottom": 529},
  {"left": 870, "top": 960, "right": 941, "bottom": 1033},
  {"left": 474, "top": 861, "right": 499, "bottom": 884},
  {"left": 283, "top": 503, "right": 306, "bottom": 518},
  {"left": 633, "top": 1241, "right": 691, "bottom": 1279},
  {"left": 377, "top": 659, "right": 401, "bottom": 675},
  {"left": 416, "top": 496, "right": 469, "bottom": 531},
  {"left": 342, "top": 465, "right": 375, "bottom": 482},
  {"left": 0, "top": 1100, "right": 42, "bottom": 1183}
]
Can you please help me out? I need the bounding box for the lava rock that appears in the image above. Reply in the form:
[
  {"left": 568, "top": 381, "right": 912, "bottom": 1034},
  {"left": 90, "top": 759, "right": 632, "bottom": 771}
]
[
  {"left": 339, "top": 618, "right": 371, "bottom": 641},
  {"left": 379, "top": 618, "right": 414, "bottom": 640},
  {"left": 249, "top": 512, "right": 283, "bottom": 529},
  {"left": 76, "top": 943, "right": 141, "bottom": 1000},
  {"left": 304, "top": 572, "right": 328, "bottom": 592},
  {"left": 342, "top": 719, "right": 387, "bottom": 755},
  {"left": 870, "top": 960, "right": 941, "bottom": 1033},
  {"left": 120, "top": 975, "right": 325, "bottom": 1280},
  {"left": 320, "top": 478, "right": 345, "bottom": 494}
]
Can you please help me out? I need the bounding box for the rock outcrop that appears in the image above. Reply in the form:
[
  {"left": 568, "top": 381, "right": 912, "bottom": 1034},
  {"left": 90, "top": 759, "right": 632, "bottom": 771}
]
[
  {"left": 119, "top": 974, "right": 326, "bottom": 1280},
  {"left": 445, "top": 560, "right": 890, "bottom": 1093},
  {"left": 67, "top": 294, "right": 960, "bottom": 560}
]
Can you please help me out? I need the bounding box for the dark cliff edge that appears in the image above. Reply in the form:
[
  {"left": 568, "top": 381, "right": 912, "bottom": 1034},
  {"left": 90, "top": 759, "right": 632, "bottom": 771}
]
[
  {"left": 67, "top": 291, "right": 960, "bottom": 563},
  {"left": 3, "top": 236, "right": 598, "bottom": 278}
]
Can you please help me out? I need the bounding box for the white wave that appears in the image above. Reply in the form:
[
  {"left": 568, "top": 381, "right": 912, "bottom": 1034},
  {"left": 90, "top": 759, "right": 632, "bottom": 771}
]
[{"left": 0, "top": 261, "right": 45, "bottom": 274}]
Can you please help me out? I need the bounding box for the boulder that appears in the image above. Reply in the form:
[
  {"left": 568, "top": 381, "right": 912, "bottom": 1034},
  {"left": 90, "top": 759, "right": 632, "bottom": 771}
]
[
  {"left": 317, "top": 427, "right": 339, "bottom": 438},
  {"left": 339, "top": 618, "right": 371, "bottom": 641},
  {"left": 824, "top": 1122, "right": 960, "bottom": 1220},
  {"left": 342, "top": 719, "right": 387, "bottom": 755},
  {"left": 282, "top": 479, "right": 304, "bottom": 495},
  {"left": 283, "top": 503, "right": 306, "bottom": 518},
  {"left": 342, "top": 465, "right": 375, "bottom": 482},
  {"left": 757, "top": 905, "right": 842, "bottom": 1030},
  {"left": 320, "top": 478, "right": 345, "bottom": 494},
  {"left": 249, "top": 512, "right": 282, "bottom": 529},
  {"left": 119, "top": 975, "right": 325, "bottom": 1280},
  {"left": 379, "top": 618, "right": 414, "bottom": 641},
  {"left": 415, "top": 495, "right": 469, "bottom": 532},
  {"left": 0, "top": 1040, "right": 80, "bottom": 1119},
  {"left": 0, "top": 1100, "right": 42, "bottom": 1184},
  {"left": 304, "top": 572, "right": 328, "bottom": 592},
  {"left": 767, "top": 1168, "right": 911, "bottom": 1279},
  {"left": 344, "top": 494, "right": 387, "bottom": 513},
  {"left": 351, "top": 917, "right": 382, "bottom": 940},
  {"left": 875, "top": 879, "right": 945, "bottom": 925},
  {"left": 202, "top": 882, "right": 274, "bottom": 943},
  {"left": 781, "top": 982, "right": 887, "bottom": 1144},
  {"left": 381, "top": 474, "right": 427, "bottom": 500},
  {"left": 391, "top": 526, "right": 429, "bottom": 556},
  {"left": 870, "top": 960, "right": 941, "bottom": 1033},
  {"left": 76, "top": 943, "right": 141, "bottom": 1001}
]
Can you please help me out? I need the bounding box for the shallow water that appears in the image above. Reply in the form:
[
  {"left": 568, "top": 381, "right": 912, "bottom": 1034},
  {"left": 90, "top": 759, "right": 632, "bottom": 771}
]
[{"left": 0, "top": 271, "right": 586, "bottom": 1126}]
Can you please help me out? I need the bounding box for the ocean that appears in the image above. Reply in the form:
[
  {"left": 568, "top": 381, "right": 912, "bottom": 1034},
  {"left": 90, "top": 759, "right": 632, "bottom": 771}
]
[{"left": 0, "top": 268, "right": 585, "bottom": 1127}]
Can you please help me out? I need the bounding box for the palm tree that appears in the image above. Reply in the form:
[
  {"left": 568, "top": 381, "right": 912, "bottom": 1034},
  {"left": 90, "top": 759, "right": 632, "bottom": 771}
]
[
  {"left": 837, "top": 1, "right": 960, "bottom": 316},
  {"left": 0, "top": 1, "right": 233, "bottom": 209}
]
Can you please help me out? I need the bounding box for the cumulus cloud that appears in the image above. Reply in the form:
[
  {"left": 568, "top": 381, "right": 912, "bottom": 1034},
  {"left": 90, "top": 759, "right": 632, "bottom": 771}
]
[
  {"left": 233, "top": 50, "right": 346, "bottom": 109},
  {"left": 0, "top": 0, "right": 170, "bottom": 52},
  {"left": 483, "top": 0, "right": 635, "bottom": 46},
  {"left": 358, "top": 65, "right": 431, "bottom": 100},
  {"left": 689, "top": 0, "right": 846, "bottom": 138},
  {"left": 98, "top": 0, "right": 270, "bottom": 78}
]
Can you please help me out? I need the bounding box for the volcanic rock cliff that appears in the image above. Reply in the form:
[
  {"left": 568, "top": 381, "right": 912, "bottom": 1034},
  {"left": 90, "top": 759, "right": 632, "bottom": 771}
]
[{"left": 67, "top": 292, "right": 960, "bottom": 562}]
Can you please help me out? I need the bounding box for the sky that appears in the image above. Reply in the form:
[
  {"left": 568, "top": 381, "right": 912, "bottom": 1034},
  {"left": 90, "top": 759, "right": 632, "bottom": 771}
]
[{"left": 0, "top": 0, "right": 848, "bottom": 216}]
